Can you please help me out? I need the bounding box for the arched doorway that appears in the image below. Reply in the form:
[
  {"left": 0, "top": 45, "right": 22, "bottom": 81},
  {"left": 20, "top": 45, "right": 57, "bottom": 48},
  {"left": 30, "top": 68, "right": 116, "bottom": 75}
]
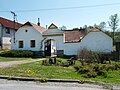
[{"left": 44, "top": 39, "right": 56, "bottom": 56}]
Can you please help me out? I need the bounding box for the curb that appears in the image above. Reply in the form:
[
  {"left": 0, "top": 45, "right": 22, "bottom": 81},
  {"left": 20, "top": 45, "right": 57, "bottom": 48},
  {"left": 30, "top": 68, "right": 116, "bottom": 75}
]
[
  {"left": 0, "top": 75, "right": 113, "bottom": 89},
  {"left": 0, "top": 75, "right": 79, "bottom": 83}
]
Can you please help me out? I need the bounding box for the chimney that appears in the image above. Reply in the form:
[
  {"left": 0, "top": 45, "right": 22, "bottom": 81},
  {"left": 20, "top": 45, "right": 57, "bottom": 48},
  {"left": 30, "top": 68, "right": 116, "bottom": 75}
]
[
  {"left": 46, "top": 25, "right": 48, "bottom": 29},
  {"left": 37, "top": 18, "right": 40, "bottom": 26},
  {"left": 80, "top": 27, "right": 82, "bottom": 30}
]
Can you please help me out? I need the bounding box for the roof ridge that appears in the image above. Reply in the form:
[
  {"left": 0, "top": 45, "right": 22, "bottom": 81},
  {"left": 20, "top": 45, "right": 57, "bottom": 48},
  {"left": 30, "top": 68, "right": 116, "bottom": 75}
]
[{"left": 25, "top": 22, "right": 46, "bottom": 33}]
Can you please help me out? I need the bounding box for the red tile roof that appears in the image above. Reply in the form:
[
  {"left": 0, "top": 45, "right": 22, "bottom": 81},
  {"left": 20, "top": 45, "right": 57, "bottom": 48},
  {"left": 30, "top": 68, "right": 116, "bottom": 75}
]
[
  {"left": 64, "top": 29, "right": 86, "bottom": 43},
  {"left": 22, "top": 22, "right": 46, "bottom": 33},
  {"left": 0, "top": 17, "right": 22, "bottom": 29}
]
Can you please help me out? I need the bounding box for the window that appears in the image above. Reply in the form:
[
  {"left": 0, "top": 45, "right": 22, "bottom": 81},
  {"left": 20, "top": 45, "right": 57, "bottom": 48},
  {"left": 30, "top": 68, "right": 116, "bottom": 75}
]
[
  {"left": 31, "top": 40, "right": 35, "bottom": 48},
  {"left": 19, "top": 41, "right": 23, "bottom": 48},
  {"left": 5, "top": 27, "right": 10, "bottom": 34},
  {"left": 25, "top": 30, "right": 28, "bottom": 32}
]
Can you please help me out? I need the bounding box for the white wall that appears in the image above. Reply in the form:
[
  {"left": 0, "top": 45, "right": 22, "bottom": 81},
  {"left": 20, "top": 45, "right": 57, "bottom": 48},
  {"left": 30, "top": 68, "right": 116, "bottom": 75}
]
[
  {"left": 0, "top": 24, "right": 16, "bottom": 49},
  {"left": 2, "top": 37, "right": 11, "bottom": 44},
  {"left": 43, "top": 28, "right": 64, "bottom": 35},
  {"left": 80, "top": 32, "right": 113, "bottom": 53},
  {"left": 43, "top": 35, "right": 81, "bottom": 55},
  {"left": 12, "top": 26, "right": 43, "bottom": 51},
  {"left": 12, "top": 27, "right": 112, "bottom": 56},
  {"left": 42, "top": 36, "right": 64, "bottom": 51},
  {"left": 62, "top": 31, "right": 112, "bottom": 55},
  {"left": 43, "top": 31, "right": 112, "bottom": 56},
  {"left": 63, "top": 42, "right": 81, "bottom": 55}
]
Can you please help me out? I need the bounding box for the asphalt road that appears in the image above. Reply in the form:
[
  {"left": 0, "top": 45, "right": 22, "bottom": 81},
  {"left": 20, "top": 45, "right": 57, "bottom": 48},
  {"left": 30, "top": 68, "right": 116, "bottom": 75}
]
[{"left": 0, "top": 79, "right": 109, "bottom": 90}]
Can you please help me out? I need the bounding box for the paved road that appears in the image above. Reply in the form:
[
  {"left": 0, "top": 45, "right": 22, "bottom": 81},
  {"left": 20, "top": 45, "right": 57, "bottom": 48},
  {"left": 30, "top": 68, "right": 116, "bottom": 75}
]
[
  {"left": 0, "top": 79, "right": 108, "bottom": 90},
  {"left": 0, "top": 59, "right": 44, "bottom": 68}
]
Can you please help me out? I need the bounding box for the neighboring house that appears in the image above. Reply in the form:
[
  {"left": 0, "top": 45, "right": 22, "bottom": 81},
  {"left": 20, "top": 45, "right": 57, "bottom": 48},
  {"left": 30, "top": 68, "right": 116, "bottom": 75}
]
[
  {"left": 0, "top": 17, "right": 22, "bottom": 49},
  {"left": 63, "top": 29, "right": 112, "bottom": 55},
  {"left": 12, "top": 22, "right": 113, "bottom": 57}
]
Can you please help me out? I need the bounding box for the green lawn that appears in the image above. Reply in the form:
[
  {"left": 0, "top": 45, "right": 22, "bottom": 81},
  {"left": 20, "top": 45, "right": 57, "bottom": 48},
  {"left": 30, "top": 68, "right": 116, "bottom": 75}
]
[
  {"left": 0, "top": 56, "right": 32, "bottom": 62},
  {"left": 0, "top": 59, "right": 120, "bottom": 84}
]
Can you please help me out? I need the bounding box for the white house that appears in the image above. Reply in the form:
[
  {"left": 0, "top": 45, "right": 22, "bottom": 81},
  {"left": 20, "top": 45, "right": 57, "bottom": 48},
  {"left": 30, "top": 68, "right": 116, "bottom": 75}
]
[
  {"left": 0, "top": 17, "right": 22, "bottom": 49},
  {"left": 12, "top": 22, "right": 46, "bottom": 52},
  {"left": 12, "top": 22, "right": 113, "bottom": 57}
]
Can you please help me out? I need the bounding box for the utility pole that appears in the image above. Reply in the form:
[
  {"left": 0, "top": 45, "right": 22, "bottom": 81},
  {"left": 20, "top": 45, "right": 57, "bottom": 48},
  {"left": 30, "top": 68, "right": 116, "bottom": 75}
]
[{"left": 11, "top": 11, "right": 17, "bottom": 43}]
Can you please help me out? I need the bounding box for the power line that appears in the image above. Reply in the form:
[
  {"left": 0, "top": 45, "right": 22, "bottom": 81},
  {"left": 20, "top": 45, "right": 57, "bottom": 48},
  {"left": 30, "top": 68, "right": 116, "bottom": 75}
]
[{"left": 0, "top": 3, "right": 120, "bottom": 13}]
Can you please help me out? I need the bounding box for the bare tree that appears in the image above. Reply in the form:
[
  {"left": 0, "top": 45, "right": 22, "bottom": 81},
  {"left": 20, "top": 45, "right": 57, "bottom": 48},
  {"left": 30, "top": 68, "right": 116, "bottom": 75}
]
[{"left": 108, "top": 14, "right": 119, "bottom": 45}]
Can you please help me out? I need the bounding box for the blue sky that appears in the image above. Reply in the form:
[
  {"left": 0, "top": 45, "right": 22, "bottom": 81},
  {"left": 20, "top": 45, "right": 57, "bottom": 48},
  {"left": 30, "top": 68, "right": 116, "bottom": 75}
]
[{"left": 0, "top": 0, "right": 120, "bottom": 29}]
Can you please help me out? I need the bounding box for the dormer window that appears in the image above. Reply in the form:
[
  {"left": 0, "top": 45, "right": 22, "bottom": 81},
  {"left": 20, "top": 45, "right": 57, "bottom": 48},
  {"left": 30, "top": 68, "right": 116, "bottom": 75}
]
[{"left": 5, "top": 27, "right": 10, "bottom": 34}]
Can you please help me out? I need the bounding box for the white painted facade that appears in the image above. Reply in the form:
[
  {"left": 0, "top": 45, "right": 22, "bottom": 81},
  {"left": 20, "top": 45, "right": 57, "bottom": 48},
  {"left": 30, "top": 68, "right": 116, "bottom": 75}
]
[
  {"left": 0, "top": 24, "right": 16, "bottom": 49},
  {"left": 79, "top": 32, "right": 113, "bottom": 53},
  {"left": 42, "top": 36, "right": 64, "bottom": 51},
  {"left": 12, "top": 23, "right": 113, "bottom": 56},
  {"left": 12, "top": 26, "right": 43, "bottom": 51},
  {"left": 63, "top": 32, "right": 113, "bottom": 55}
]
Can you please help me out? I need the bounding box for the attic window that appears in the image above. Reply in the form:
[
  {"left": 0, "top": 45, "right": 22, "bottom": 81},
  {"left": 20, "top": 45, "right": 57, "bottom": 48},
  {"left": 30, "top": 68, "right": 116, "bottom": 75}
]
[{"left": 25, "top": 30, "right": 28, "bottom": 32}]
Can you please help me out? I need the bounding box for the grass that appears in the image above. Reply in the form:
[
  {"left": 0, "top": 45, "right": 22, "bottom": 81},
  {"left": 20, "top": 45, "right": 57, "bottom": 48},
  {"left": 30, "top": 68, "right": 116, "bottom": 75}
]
[
  {"left": 0, "top": 56, "right": 32, "bottom": 62},
  {"left": 0, "top": 59, "right": 120, "bottom": 84}
]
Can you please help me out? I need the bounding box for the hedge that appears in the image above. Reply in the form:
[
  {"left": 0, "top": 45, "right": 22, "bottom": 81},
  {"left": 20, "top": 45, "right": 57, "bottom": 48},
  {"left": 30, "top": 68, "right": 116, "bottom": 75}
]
[{"left": 0, "top": 50, "right": 34, "bottom": 57}]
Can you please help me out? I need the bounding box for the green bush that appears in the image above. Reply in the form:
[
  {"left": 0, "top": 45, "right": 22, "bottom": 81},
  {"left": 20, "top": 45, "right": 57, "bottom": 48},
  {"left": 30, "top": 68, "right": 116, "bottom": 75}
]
[
  {"left": 84, "top": 71, "right": 97, "bottom": 78},
  {"left": 79, "top": 67, "right": 90, "bottom": 74},
  {"left": 0, "top": 50, "right": 34, "bottom": 57},
  {"left": 97, "top": 70, "right": 107, "bottom": 78},
  {"left": 114, "top": 64, "right": 120, "bottom": 70},
  {"left": 74, "top": 65, "right": 83, "bottom": 71},
  {"left": 74, "top": 65, "right": 90, "bottom": 74},
  {"left": 105, "top": 65, "right": 115, "bottom": 71},
  {"left": 93, "top": 64, "right": 99, "bottom": 71}
]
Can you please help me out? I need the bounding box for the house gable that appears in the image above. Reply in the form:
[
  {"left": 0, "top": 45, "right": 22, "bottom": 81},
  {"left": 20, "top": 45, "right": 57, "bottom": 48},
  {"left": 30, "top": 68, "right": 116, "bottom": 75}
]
[
  {"left": 43, "top": 23, "right": 63, "bottom": 36},
  {"left": 48, "top": 23, "right": 58, "bottom": 29},
  {"left": 80, "top": 31, "right": 112, "bottom": 52},
  {"left": 21, "top": 22, "right": 32, "bottom": 27},
  {"left": 21, "top": 22, "right": 46, "bottom": 34}
]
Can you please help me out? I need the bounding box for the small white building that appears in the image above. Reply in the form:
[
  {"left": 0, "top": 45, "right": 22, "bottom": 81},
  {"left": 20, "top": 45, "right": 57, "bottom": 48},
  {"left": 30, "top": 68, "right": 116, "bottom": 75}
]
[
  {"left": 12, "top": 22, "right": 46, "bottom": 51},
  {"left": 0, "top": 17, "right": 22, "bottom": 49},
  {"left": 12, "top": 22, "right": 113, "bottom": 57}
]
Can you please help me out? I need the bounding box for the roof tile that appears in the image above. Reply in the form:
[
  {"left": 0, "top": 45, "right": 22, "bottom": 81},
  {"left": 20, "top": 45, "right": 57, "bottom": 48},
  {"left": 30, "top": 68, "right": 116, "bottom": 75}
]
[
  {"left": 22, "top": 22, "right": 46, "bottom": 33},
  {"left": 0, "top": 17, "right": 22, "bottom": 29},
  {"left": 64, "top": 29, "right": 86, "bottom": 43}
]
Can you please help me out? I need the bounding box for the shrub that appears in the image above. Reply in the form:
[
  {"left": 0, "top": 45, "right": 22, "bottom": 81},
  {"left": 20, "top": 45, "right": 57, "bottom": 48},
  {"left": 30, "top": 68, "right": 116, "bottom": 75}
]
[
  {"left": 78, "top": 67, "right": 90, "bottom": 74},
  {"left": 0, "top": 50, "right": 34, "bottom": 57},
  {"left": 74, "top": 65, "right": 90, "bottom": 74},
  {"left": 62, "top": 62, "right": 70, "bottom": 67},
  {"left": 84, "top": 71, "right": 97, "bottom": 78},
  {"left": 114, "top": 64, "right": 120, "bottom": 70},
  {"left": 97, "top": 70, "right": 107, "bottom": 78},
  {"left": 105, "top": 65, "right": 115, "bottom": 71},
  {"left": 93, "top": 64, "right": 99, "bottom": 71},
  {"left": 78, "top": 48, "right": 93, "bottom": 65},
  {"left": 74, "top": 65, "right": 83, "bottom": 71}
]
